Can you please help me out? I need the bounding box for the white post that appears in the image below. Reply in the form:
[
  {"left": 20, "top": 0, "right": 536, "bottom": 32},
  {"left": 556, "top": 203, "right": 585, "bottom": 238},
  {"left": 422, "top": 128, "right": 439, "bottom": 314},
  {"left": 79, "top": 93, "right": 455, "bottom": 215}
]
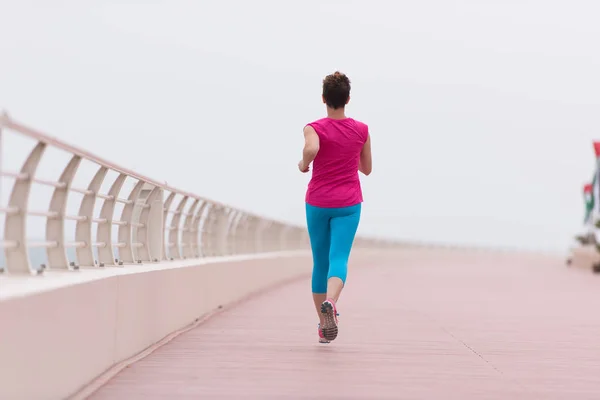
[
  {"left": 147, "top": 187, "right": 164, "bottom": 262},
  {"left": 5, "top": 142, "right": 46, "bottom": 274}
]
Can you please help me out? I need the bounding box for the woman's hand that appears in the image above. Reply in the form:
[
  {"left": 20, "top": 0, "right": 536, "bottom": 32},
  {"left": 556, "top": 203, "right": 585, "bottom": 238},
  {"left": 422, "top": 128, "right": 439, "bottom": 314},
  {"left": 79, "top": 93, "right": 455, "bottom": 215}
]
[{"left": 298, "top": 160, "right": 310, "bottom": 173}]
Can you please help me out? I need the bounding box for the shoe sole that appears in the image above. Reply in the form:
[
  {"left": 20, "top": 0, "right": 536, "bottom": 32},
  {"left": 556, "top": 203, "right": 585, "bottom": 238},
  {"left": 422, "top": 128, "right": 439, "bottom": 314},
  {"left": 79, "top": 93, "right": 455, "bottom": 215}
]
[{"left": 320, "top": 301, "right": 338, "bottom": 341}]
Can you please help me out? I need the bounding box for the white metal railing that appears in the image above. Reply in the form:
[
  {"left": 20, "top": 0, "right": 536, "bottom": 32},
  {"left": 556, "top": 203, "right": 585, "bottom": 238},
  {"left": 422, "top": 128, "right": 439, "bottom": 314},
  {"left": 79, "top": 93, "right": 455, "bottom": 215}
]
[{"left": 0, "top": 111, "right": 394, "bottom": 275}]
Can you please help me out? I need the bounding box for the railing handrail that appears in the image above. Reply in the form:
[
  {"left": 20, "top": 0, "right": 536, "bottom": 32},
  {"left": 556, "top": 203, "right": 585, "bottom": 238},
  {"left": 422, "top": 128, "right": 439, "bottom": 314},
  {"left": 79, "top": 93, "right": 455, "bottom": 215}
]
[{"left": 0, "top": 111, "right": 278, "bottom": 222}]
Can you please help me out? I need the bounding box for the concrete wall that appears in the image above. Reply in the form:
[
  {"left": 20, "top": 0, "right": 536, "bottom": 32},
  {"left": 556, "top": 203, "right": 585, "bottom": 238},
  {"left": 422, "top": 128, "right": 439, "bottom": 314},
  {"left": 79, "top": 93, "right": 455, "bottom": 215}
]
[{"left": 0, "top": 251, "right": 320, "bottom": 400}]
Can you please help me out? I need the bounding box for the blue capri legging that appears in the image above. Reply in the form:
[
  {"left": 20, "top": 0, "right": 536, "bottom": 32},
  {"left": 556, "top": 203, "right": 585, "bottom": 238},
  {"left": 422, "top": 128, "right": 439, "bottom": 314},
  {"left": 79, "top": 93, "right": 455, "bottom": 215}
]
[{"left": 306, "top": 203, "right": 361, "bottom": 293}]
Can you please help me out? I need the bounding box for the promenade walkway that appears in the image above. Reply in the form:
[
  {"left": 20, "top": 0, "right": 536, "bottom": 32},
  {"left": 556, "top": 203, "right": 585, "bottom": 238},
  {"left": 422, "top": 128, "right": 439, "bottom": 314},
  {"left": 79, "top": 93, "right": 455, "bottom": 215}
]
[{"left": 88, "top": 249, "right": 600, "bottom": 399}]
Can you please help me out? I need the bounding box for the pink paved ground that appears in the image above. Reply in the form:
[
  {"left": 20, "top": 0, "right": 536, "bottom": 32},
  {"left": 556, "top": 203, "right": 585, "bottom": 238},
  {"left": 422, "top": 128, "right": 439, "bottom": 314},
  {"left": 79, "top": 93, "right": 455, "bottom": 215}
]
[{"left": 89, "top": 249, "right": 600, "bottom": 399}]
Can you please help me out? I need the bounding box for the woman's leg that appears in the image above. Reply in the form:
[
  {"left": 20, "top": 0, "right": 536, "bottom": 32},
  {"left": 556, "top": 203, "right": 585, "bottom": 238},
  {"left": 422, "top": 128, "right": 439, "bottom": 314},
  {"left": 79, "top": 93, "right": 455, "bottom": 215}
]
[
  {"left": 305, "top": 204, "right": 331, "bottom": 326},
  {"left": 327, "top": 203, "right": 361, "bottom": 301},
  {"left": 320, "top": 203, "right": 361, "bottom": 341}
]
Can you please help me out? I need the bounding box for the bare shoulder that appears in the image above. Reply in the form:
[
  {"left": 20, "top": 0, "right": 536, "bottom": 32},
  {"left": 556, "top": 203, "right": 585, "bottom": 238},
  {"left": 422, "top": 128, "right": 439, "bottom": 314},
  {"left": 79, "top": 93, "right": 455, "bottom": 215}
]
[{"left": 303, "top": 125, "right": 317, "bottom": 135}]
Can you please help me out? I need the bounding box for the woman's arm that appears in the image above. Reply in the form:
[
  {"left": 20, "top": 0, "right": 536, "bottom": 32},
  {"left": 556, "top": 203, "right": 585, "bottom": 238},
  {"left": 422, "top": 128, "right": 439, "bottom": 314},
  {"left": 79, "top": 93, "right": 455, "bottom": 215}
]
[
  {"left": 359, "top": 134, "right": 372, "bottom": 176},
  {"left": 298, "top": 125, "right": 320, "bottom": 172}
]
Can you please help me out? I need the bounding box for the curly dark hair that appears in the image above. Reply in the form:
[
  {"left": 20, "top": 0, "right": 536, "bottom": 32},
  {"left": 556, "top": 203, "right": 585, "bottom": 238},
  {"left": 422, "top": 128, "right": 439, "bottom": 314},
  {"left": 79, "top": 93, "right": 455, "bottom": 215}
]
[{"left": 322, "top": 71, "right": 351, "bottom": 109}]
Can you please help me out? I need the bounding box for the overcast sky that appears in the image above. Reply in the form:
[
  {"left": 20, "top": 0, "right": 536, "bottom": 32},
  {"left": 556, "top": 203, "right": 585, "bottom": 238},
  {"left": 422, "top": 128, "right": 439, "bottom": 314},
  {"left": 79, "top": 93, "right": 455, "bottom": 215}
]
[{"left": 1, "top": 0, "right": 599, "bottom": 253}]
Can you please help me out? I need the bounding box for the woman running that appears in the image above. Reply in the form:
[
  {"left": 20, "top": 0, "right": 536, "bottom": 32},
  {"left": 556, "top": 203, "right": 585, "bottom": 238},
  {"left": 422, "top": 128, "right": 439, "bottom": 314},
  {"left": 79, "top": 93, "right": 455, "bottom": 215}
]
[{"left": 298, "top": 71, "right": 372, "bottom": 343}]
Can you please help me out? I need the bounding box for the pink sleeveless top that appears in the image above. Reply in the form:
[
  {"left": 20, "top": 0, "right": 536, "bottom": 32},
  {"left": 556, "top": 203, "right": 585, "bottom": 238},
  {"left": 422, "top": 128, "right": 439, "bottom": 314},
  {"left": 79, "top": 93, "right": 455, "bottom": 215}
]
[{"left": 305, "top": 117, "right": 369, "bottom": 208}]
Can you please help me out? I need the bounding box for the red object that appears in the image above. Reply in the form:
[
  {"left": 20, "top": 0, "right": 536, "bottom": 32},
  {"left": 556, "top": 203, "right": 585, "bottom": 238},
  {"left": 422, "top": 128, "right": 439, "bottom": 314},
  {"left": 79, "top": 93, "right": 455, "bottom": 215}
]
[
  {"left": 593, "top": 142, "right": 600, "bottom": 157},
  {"left": 584, "top": 184, "right": 593, "bottom": 193}
]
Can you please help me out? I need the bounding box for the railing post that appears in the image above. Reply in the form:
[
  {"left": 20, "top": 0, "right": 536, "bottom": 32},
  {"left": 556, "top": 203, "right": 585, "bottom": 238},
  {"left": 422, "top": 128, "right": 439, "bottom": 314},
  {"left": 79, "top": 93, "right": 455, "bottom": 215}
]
[
  {"left": 226, "top": 211, "right": 238, "bottom": 255},
  {"left": 146, "top": 187, "right": 164, "bottom": 262},
  {"left": 191, "top": 201, "right": 206, "bottom": 258},
  {"left": 182, "top": 198, "right": 199, "bottom": 259},
  {"left": 75, "top": 166, "right": 107, "bottom": 267},
  {"left": 4, "top": 142, "right": 46, "bottom": 274},
  {"left": 277, "top": 222, "right": 287, "bottom": 251},
  {"left": 132, "top": 183, "right": 150, "bottom": 258},
  {"left": 135, "top": 185, "right": 159, "bottom": 262},
  {"left": 162, "top": 192, "right": 176, "bottom": 260},
  {"left": 46, "top": 155, "right": 81, "bottom": 270},
  {"left": 270, "top": 221, "right": 282, "bottom": 252},
  {"left": 168, "top": 195, "right": 188, "bottom": 260},
  {"left": 302, "top": 228, "right": 310, "bottom": 249},
  {"left": 242, "top": 214, "right": 255, "bottom": 254},
  {"left": 279, "top": 224, "right": 291, "bottom": 251},
  {"left": 229, "top": 211, "right": 244, "bottom": 255},
  {"left": 262, "top": 221, "right": 274, "bottom": 251},
  {"left": 291, "top": 227, "right": 301, "bottom": 250},
  {"left": 215, "top": 206, "right": 229, "bottom": 256},
  {"left": 97, "top": 173, "right": 126, "bottom": 266},
  {"left": 117, "top": 180, "right": 144, "bottom": 264},
  {"left": 254, "top": 219, "right": 269, "bottom": 253},
  {"left": 246, "top": 215, "right": 258, "bottom": 254},
  {"left": 201, "top": 203, "right": 217, "bottom": 257}
]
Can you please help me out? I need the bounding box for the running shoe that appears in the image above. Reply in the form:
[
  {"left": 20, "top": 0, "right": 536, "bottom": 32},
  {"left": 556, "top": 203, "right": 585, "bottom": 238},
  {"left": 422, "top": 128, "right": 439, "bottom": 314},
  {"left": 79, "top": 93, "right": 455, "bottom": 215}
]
[
  {"left": 317, "top": 324, "right": 330, "bottom": 344},
  {"left": 320, "top": 299, "right": 339, "bottom": 341}
]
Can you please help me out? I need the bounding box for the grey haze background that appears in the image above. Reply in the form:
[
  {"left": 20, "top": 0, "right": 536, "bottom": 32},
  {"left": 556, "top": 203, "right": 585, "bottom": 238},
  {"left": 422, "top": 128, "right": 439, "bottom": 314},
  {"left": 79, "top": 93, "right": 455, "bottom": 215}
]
[{"left": 1, "top": 0, "right": 599, "bottom": 254}]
